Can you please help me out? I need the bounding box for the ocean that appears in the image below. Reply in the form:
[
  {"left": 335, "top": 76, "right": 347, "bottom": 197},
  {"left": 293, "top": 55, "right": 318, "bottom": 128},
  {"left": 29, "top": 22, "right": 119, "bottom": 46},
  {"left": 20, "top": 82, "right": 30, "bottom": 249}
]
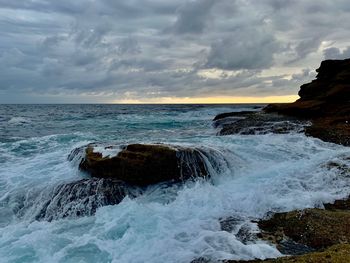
[{"left": 0, "top": 104, "right": 349, "bottom": 263}]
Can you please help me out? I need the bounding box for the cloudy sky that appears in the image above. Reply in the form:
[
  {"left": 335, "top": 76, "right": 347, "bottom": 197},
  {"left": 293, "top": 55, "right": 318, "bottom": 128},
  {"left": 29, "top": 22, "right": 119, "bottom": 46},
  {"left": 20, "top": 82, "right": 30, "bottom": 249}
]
[{"left": 1, "top": 0, "right": 350, "bottom": 103}]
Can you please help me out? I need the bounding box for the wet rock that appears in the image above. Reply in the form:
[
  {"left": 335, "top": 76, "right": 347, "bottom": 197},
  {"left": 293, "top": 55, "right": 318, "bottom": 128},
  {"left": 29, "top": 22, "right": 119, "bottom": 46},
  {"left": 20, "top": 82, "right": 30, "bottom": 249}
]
[
  {"left": 2, "top": 178, "right": 141, "bottom": 221},
  {"left": 78, "top": 144, "right": 209, "bottom": 186},
  {"left": 305, "top": 117, "right": 350, "bottom": 146},
  {"left": 191, "top": 258, "right": 217, "bottom": 263},
  {"left": 324, "top": 197, "right": 350, "bottom": 210},
  {"left": 220, "top": 216, "right": 243, "bottom": 233},
  {"left": 33, "top": 178, "right": 141, "bottom": 221},
  {"left": 216, "top": 112, "right": 308, "bottom": 136},
  {"left": 213, "top": 111, "right": 257, "bottom": 121},
  {"left": 220, "top": 217, "right": 259, "bottom": 245},
  {"left": 258, "top": 208, "right": 350, "bottom": 250},
  {"left": 277, "top": 238, "right": 316, "bottom": 256}
]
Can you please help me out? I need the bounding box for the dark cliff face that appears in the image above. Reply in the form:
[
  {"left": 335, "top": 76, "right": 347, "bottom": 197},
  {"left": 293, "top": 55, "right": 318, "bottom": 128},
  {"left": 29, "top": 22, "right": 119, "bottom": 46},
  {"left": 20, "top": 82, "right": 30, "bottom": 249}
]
[
  {"left": 298, "top": 59, "right": 350, "bottom": 102},
  {"left": 265, "top": 58, "right": 350, "bottom": 145}
]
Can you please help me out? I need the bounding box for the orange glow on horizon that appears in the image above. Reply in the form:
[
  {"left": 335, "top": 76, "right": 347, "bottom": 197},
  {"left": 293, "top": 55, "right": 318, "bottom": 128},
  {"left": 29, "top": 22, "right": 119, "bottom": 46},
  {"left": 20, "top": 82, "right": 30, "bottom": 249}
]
[{"left": 112, "top": 95, "right": 299, "bottom": 104}]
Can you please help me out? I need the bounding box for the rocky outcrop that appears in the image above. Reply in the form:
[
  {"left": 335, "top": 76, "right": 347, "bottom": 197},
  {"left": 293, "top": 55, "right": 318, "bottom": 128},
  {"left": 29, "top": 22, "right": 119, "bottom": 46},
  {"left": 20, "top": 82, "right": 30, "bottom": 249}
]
[
  {"left": 258, "top": 208, "right": 350, "bottom": 250},
  {"left": 215, "top": 112, "right": 308, "bottom": 136},
  {"left": 214, "top": 59, "right": 350, "bottom": 145},
  {"left": 5, "top": 178, "right": 141, "bottom": 221},
  {"left": 78, "top": 144, "right": 209, "bottom": 186},
  {"left": 230, "top": 196, "right": 350, "bottom": 262},
  {"left": 265, "top": 59, "right": 350, "bottom": 145}
]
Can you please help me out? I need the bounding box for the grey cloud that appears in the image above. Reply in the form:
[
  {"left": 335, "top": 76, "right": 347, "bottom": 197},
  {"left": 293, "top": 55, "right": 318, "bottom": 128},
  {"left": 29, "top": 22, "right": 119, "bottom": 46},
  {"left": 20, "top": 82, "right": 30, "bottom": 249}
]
[
  {"left": 205, "top": 28, "right": 281, "bottom": 70},
  {"left": 172, "top": 0, "right": 215, "bottom": 34},
  {"left": 287, "top": 37, "right": 323, "bottom": 64},
  {"left": 323, "top": 47, "right": 350, "bottom": 60},
  {"left": 1, "top": 0, "right": 350, "bottom": 103},
  {"left": 117, "top": 37, "right": 141, "bottom": 55}
]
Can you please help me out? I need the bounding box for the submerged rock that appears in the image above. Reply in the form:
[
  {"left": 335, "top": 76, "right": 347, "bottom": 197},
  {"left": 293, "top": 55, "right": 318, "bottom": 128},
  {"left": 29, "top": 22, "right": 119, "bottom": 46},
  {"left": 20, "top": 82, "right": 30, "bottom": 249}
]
[
  {"left": 15, "top": 178, "right": 141, "bottom": 221},
  {"left": 78, "top": 144, "right": 210, "bottom": 186},
  {"left": 214, "top": 112, "right": 308, "bottom": 136}
]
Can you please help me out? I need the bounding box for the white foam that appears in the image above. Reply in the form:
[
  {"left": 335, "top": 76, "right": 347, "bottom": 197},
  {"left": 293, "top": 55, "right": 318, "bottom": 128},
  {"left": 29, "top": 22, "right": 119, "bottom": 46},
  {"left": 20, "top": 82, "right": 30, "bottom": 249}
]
[
  {"left": 8, "top": 117, "right": 31, "bottom": 124},
  {"left": 1, "top": 132, "right": 349, "bottom": 263},
  {"left": 93, "top": 145, "right": 123, "bottom": 158}
]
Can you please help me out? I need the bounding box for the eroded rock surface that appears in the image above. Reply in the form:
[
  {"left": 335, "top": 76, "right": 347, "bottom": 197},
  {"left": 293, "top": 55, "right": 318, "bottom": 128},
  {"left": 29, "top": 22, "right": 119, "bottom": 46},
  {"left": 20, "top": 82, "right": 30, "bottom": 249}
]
[
  {"left": 78, "top": 143, "right": 210, "bottom": 186},
  {"left": 258, "top": 209, "right": 350, "bottom": 250},
  {"left": 215, "top": 112, "right": 308, "bottom": 136}
]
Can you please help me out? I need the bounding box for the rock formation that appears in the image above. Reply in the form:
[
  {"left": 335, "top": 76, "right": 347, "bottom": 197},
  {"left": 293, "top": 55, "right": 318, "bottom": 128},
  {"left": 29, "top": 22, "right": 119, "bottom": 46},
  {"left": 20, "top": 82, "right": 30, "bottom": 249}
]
[
  {"left": 79, "top": 143, "right": 209, "bottom": 186},
  {"left": 265, "top": 59, "right": 350, "bottom": 145},
  {"left": 6, "top": 178, "right": 141, "bottom": 221}
]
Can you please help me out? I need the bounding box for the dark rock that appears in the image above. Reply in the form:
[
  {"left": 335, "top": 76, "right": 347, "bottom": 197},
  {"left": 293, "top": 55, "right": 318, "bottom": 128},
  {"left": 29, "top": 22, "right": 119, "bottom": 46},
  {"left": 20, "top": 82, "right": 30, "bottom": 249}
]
[
  {"left": 277, "top": 238, "right": 316, "bottom": 256},
  {"left": 36, "top": 179, "right": 140, "bottom": 221},
  {"left": 220, "top": 216, "right": 243, "bottom": 233},
  {"left": 213, "top": 111, "right": 257, "bottom": 121},
  {"left": 220, "top": 216, "right": 258, "bottom": 245},
  {"left": 191, "top": 258, "right": 217, "bottom": 263},
  {"left": 258, "top": 208, "right": 350, "bottom": 250},
  {"left": 218, "top": 112, "right": 308, "bottom": 136},
  {"left": 324, "top": 197, "right": 350, "bottom": 210},
  {"left": 78, "top": 144, "right": 209, "bottom": 186},
  {"left": 305, "top": 117, "right": 350, "bottom": 146},
  {"left": 4, "top": 178, "right": 141, "bottom": 221}
]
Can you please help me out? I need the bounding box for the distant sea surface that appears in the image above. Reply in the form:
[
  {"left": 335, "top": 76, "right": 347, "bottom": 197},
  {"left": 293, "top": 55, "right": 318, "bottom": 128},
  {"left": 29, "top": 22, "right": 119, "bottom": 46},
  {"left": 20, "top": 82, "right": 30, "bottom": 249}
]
[{"left": 0, "top": 104, "right": 349, "bottom": 263}]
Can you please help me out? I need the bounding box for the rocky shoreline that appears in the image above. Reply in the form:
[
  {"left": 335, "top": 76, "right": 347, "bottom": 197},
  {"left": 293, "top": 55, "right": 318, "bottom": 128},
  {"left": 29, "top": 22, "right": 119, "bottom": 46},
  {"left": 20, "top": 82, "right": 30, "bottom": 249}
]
[
  {"left": 207, "top": 59, "right": 350, "bottom": 262},
  {"left": 9, "top": 59, "right": 348, "bottom": 261}
]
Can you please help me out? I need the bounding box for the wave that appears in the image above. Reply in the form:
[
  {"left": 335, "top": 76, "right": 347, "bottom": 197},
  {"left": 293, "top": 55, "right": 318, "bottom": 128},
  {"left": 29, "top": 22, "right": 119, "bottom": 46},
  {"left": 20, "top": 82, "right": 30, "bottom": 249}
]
[{"left": 7, "top": 117, "right": 31, "bottom": 125}]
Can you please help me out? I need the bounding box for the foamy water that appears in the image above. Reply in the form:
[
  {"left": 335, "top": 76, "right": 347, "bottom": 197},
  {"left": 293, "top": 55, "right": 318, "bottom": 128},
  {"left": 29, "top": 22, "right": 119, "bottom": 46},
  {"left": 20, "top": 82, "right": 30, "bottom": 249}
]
[{"left": 0, "top": 104, "right": 349, "bottom": 263}]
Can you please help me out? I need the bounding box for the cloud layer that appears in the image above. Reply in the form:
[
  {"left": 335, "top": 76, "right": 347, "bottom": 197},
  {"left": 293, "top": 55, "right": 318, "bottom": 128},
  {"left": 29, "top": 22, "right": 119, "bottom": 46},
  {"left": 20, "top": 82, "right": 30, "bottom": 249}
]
[{"left": 0, "top": 0, "right": 350, "bottom": 103}]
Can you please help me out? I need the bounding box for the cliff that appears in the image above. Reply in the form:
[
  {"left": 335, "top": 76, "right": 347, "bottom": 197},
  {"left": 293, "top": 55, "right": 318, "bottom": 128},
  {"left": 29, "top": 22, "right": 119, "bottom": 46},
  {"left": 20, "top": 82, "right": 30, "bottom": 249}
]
[{"left": 265, "top": 58, "right": 350, "bottom": 145}]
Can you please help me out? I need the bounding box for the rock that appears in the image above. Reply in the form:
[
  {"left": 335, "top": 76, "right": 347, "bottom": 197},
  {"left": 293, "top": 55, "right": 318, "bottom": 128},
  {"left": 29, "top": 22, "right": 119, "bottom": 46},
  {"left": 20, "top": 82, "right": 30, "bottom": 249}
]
[
  {"left": 78, "top": 144, "right": 209, "bottom": 186},
  {"left": 305, "top": 117, "right": 350, "bottom": 146},
  {"left": 324, "top": 197, "right": 350, "bottom": 210},
  {"left": 215, "top": 112, "right": 308, "bottom": 136},
  {"left": 264, "top": 58, "right": 350, "bottom": 145},
  {"left": 220, "top": 216, "right": 260, "bottom": 245},
  {"left": 5, "top": 178, "right": 141, "bottom": 221},
  {"left": 213, "top": 111, "right": 257, "bottom": 121},
  {"left": 36, "top": 178, "right": 141, "bottom": 221},
  {"left": 258, "top": 208, "right": 350, "bottom": 250}
]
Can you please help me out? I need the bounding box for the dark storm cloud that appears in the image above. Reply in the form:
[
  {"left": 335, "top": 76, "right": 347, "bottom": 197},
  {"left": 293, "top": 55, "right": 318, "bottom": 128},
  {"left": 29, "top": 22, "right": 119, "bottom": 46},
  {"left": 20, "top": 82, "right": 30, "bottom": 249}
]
[
  {"left": 205, "top": 28, "right": 281, "bottom": 70},
  {"left": 0, "top": 0, "right": 350, "bottom": 103}
]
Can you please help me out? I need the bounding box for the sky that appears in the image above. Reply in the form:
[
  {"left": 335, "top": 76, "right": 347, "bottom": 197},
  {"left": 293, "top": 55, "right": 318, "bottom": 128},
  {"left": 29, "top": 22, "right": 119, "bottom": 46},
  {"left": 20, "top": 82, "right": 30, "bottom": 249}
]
[{"left": 1, "top": 0, "right": 350, "bottom": 104}]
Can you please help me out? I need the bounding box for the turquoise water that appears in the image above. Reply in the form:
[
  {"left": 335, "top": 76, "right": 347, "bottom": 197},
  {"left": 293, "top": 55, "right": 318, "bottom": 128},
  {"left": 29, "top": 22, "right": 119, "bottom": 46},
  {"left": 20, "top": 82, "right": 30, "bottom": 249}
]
[{"left": 0, "top": 104, "right": 349, "bottom": 263}]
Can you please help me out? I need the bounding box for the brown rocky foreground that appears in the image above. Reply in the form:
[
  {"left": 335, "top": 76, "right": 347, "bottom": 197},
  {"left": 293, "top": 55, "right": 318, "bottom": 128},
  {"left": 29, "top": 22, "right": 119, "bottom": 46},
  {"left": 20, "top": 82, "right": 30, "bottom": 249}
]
[
  {"left": 79, "top": 143, "right": 209, "bottom": 186},
  {"left": 225, "top": 198, "right": 350, "bottom": 263}
]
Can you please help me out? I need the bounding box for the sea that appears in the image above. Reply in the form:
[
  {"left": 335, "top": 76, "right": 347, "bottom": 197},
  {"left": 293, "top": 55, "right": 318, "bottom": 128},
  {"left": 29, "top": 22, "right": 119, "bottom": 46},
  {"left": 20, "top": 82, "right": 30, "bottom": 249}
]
[{"left": 0, "top": 104, "right": 349, "bottom": 263}]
